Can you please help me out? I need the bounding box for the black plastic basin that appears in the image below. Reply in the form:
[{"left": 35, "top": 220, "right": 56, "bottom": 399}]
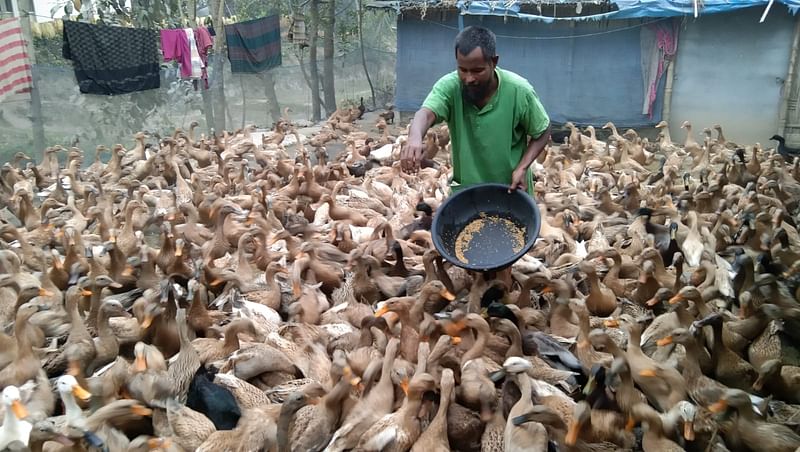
[{"left": 431, "top": 183, "right": 541, "bottom": 272}]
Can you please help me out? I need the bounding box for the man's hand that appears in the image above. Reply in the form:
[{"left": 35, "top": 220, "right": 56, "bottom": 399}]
[
  {"left": 402, "top": 108, "right": 437, "bottom": 174},
  {"left": 509, "top": 166, "right": 527, "bottom": 193},
  {"left": 401, "top": 139, "right": 425, "bottom": 173}
]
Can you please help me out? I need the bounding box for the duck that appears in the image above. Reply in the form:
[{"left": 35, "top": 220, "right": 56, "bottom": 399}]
[
  {"left": 355, "top": 372, "right": 437, "bottom": 451},
  {"left": 0, "top": 386, "right": 32, "bottom": 451},
  {"left": 709, "top": 388, "right": 800, "bottom": 452},
  {"left": 410, "top": 368, "right": 454, "bottom": 452},
  {"left": 502, "top": 357, "right": 548, "bottom": 452}
]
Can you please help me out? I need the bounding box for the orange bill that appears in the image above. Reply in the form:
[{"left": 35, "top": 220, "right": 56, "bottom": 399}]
[
  {"left": 565, "top": 420, "right": 580, "bottom": 445},
  {"left": 683, "top": 420, "right": 695, "bottom": 441},
  {"left": 72, "top": 384, "right": 92, "bottom": 401},
  {"left": 10, "top": 400, "right": 27, "bottom": 419},
  {"left": 656, "top": 336, "right": 673, "bottom": 347}
]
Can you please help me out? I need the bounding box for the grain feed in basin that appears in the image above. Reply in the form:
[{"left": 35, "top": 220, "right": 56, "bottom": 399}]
[{"left": 454, "top": 213, "right": 525, "bottom": 265}]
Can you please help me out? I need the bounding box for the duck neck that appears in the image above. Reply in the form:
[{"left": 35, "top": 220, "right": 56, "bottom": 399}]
[
  {"left": 462, "top": 324, "right": 489, "bottom": 365},
  {"left": 503, "top": 326, "right": 524, "bottom": 359},
  {"left": 277, "top": 401, "right": 306, "bottom": 452},
  {"left": 323, "top": 376, "right": 352, "bottom": 415},
  {"left": 87, "top": 282, "right": 103, "bottom": 330},
  {"left": 515, "top": 372, "right": 533, "bottom": 408},
  {"left": 222, "top": 326, "right": 244, "bottom": 355},
  {"left": 62, "top": 392, "right": 84, "bottom": 427},
  {"left": 679, "top": 337, "right": 704, "bottom": 381},
  {"left": 429, "top": 382, "right": 452, "bottom": 432},
  {"left": 96, "top": 308, "right": 114, "bottom": 339},
  {"left": 1, "top": 407, "right": 25, "bottom": 438}
]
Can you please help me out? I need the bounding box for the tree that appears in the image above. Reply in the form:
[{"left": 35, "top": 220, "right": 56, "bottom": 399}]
[
  {"left": 321, "top": 0, "right": 335, "bottom": 116},
  {"left": 308, "top": 0, "right": 322, "bottom": 121}
]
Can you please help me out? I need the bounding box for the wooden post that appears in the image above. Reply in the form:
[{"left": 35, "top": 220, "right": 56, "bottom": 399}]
[
  {"left": 778, "top": 16, "right": 800, "bottom": 139},
  {"left": 20, "top": 3, "right": 45, "bottom": 155}
]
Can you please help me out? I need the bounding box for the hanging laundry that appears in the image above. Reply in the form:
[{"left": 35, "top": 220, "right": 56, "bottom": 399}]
[
  {"left": 225, "top": 15, "right": 282, "bottom": 74},
  {"left": 160, "top": 27, "right": 213, "bottom": 89},
  {"left": 194, "top": 26, "right": 213, "bottom": 89},
  {"left": 161, "top": 28, "right": 192, "bottom": 78},
  {"left": 288, "top": 14, "right": 308, "bottom": 48},
  {"left": 62, "top": 21, "right": 159, "bottom": 95},
  {"left": 640, "top": 20, "right": 678, "bottom": 118},
  {"left": 185, "top": 28, "right": 203, "bottom": 79},
  {"left": 0, "top": 17, "right": 33, "bottom": 103}
]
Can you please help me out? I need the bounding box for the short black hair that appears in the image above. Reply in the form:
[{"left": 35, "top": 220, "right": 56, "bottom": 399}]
[{"left": 454, "top": 26, "right": 496, "bottom": 62}]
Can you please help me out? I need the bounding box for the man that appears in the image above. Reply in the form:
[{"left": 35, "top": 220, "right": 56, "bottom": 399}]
[{"left": 401, "top": 26, "right": 551, "bottom": 194}]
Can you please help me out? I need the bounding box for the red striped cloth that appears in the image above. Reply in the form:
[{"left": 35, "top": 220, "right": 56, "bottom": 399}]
[{"left": 0, "top": 17, "right": 32, "bottom": 102}]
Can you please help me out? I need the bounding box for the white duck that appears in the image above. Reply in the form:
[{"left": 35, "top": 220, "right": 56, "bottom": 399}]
[
  {"left": 0, "top": 386, "right": 32, "bottom": 450},
  {"left": 55, "top": 374, "right": 93, "bottom": 430}
]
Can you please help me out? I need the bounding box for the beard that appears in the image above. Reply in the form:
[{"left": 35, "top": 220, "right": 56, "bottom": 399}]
[{"left": 461, "top": 79, "right": 492, "bottom": 105}]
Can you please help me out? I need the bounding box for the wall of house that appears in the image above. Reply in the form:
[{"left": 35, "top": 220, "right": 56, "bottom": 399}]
[
  {"left": 668, "top": 6, "right": 796, "bottom": 146},
  {"left": 395, "top": 11, "right": 666, "bottom": 127}
]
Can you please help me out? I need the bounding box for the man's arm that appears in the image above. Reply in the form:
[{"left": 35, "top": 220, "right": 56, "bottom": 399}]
[
  {"left": 401, "top": 107, "right": 437, "bottom": 173},
  {"left": 509, "top": 125, "right": 551, "bottom": 192}
]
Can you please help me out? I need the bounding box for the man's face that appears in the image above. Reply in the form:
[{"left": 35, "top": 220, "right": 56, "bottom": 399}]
[{"left": 456, "top": 47, "right": 497, "bottom": 104}]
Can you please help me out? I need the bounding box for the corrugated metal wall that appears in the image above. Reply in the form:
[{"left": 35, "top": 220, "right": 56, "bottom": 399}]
[
  {"left": 668, "top": 6, "right": 796, "bottom": 146},
  {"left": 395, "top": 12, "right": 665, "bottom": 127}
]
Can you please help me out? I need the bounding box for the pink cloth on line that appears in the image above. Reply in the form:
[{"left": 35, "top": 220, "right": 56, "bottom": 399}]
[
  {"left": 160, "top": 29, "right": 192, "bottom": 78},
  {"left": 194, "top": 27, "right": 213, "bottom": 89},
  {"left": 645, "top": 22, "right": 678, "bottom": 118}
]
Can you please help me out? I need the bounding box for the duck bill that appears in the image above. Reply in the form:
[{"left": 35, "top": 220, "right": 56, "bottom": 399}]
[
  {"left": 72, "top": 384, "right": 92, "bottom": 401},
  {"left": 81, "top": 289, "right": 93, "bottom": 297},
  {"left": 400, "top": 377, "right": 410, "bottom": 396},
  {"left": 565, "top": 420, "right": 581, "bottom": 445},
  {"left": 292, "top": 281, "right": 303, "bottom": 298},
  {"left": 374, "top": 305, "right": 390, "bottom": 318},
  {"left": 625, "top": 415, "right": 636, "bottom": 431},
  {"left": 603, "top": 319, "right": 619, "bottom": 328},
  {"left": 708, "top": 399, "right": 727, "bottom": 413},
  {"left": 147, "top": 438, "right": 170, "bottom": 450},
  {"left": 174, "top": 247, "right": 183, "bottom": 257},
  {"left": 752, "top": 376, "right": 765, "bottom": 392},
  {"left": 11, "top": 400, "right": 28, "bottom": 419},
  {"left": 134, "top": 354, "right": 148, "bottom": 372},
  {"left": 443, "top": 320, "right": 466, "bottom": 336},
  {"left": 38, "top": 287, "right": 54, "bottom": 297},
  {"left": 639, "top": 369, "right": 657, "bottom": 377},
  {"left": 439, "top": 288, "right": 456, "bottom": 301},
  {"left": 656, "top": 336, "right": 673, "bottom": 347},
  {"left": 140, "top": 314, "right": 154, "bottom": 329},
  {"left": 131, "top": 404, "right": 153, "bottom": 416},
  {"left": 540, "top": 285, "right": 553, "bottom": 294},
  {"left": 450, "top": 335, "right": 462, "bottom": 346},
  {"left": 638, "top": 272, "right": 649, "bottom": 284},
  {"left": 645, "top": 296, "right": 660, "bottom": 307},
  {"left": 683, "top": 420, "right": 695, "bottom": 441},
  {"left": 668, "top": 294, "right": 684, "bottom": 305},
  {"left": 121, "top": 266, "right": 135, "bottom": 277},
  {"left": 210, "top": 278, "right": 225, "bottom": 287}
]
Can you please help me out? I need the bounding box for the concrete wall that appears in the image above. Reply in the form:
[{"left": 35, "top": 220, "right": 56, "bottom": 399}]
[{"left": 668, "top": 6, "right": 795, "bottom": 146}]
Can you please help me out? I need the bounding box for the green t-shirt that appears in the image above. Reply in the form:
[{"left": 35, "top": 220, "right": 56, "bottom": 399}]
[{"left": 422, "top": 67, "right": 550, "bottom": 193}]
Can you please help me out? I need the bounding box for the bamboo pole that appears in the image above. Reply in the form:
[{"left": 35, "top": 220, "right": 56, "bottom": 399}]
[
  {"left": 778, "top": 16, "right": 800, "bottom": 138},
  {"left": 21, "top": 5, "right": 45, "bottom": 154},
  {"left": 661, "top": 52, "right": 677, "bottom": 126}
]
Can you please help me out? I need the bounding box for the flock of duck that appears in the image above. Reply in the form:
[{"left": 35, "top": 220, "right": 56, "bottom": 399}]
[{"left": 0, "top": 107, "right": 799, "bottom": 452}]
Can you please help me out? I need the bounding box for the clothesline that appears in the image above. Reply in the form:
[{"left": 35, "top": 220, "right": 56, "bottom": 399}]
[{"left": 419, "top": 16, "right": 670, "bottom": 39}]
